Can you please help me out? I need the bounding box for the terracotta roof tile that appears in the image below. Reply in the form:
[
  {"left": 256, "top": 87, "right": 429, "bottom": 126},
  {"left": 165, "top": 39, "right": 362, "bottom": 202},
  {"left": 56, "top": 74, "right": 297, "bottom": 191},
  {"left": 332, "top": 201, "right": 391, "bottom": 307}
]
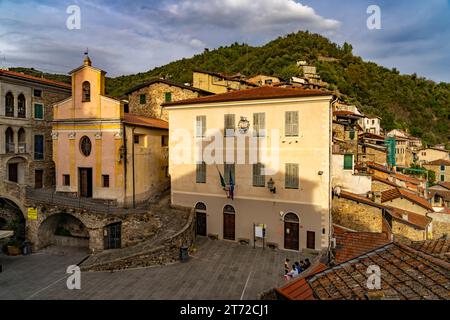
[
  {"left": 163, "top": 86, "right": 332, "bottom": 107},
  {"left": 438, "top": 182, "right": 450, "bottom": 190},
  {"left": 409, "top": 239, "right": 450, "bottom": 263},
  {"left": 279, "top": 242, "right": 450, "bottom": 300},
  {"left": 122, "top": 114, "right": 168, "bottom": 130},
  {"left": 0, "top": 69, "right": 71, "bottom": 89},
  {"left": 381, "top": 188, "right": 433, "bottom": 211},
  {"left": 425, "top": 159, "right": 450, "bottom": 166},
  {"left": 385, "top": 207, "right": 432, "bottom": 229},
  {"left": 124, "top": 78, "right": 213, "bottom": 95},
  {"left": 372, "top": 176, "right": 398, "bottom": 188}
]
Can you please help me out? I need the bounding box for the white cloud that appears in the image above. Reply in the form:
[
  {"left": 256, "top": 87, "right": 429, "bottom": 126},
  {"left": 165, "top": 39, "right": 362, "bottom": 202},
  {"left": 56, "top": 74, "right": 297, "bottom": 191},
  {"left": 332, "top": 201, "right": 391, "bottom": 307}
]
[{"left": 164, "top": 0, "right": 340, "bottom": 32}]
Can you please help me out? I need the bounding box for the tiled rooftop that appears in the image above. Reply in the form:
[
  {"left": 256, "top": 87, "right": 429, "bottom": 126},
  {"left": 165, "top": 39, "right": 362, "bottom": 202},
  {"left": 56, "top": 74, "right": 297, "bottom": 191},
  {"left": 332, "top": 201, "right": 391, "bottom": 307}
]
[
  {"left": 277, "top": 242, "right": 450, "bottom": 300},
  {"left": 409, "top": 239, "right": 450, "bottom": 263},
  {"left": 122, "top": 114, "right": 169, "bottom": 130},
  {"left": 0, "top": 69, "right": 71, "bottom": 89},
  {"left": 381, "top": 188, "right": 433, "bottom": 211}
]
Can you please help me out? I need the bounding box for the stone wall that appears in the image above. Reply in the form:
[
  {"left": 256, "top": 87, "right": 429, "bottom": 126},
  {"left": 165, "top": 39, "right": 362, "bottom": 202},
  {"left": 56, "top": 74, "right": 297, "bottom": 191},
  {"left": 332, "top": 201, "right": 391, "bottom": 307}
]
[
  {"left": 332, "top": 196, "right": 383, "bottom": 232},
  {"left": 128, "top": 82, "right": 201, "bottom": 121},
  {"left": 81, "top": 207, "right": 195, "bottom": 271},
  {"left": 428, "top": 212, "right": 450, "bottom": 239},
  {"left": 391, "top": 220, "right": 426, "bottom": 241},
  {"left": 371, "top": 181, "right": 394, "bottom": 192}
]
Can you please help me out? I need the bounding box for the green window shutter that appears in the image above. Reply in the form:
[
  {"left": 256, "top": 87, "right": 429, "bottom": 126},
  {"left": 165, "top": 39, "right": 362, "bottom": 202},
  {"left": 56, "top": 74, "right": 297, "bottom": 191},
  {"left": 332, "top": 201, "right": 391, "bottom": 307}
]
[
  {"left": 344, "top": 154, "right": 353, "bottom": 170},
  {"left": 165, "top": 92, "right": 172, "bottom": 102},
  {"left": 253, "top": 163, "right": 265, "bottom": 187},
  {"left": 441, "top": 175, "right": 445, "bottom": 182},
  {"left": 196, "top": 116, "right": 206, "bottom": 137},
  {"left": 253, "top": 113, "right": 265, "bottom": 137},
  {"left": 34, "top": 104, "right": 43, "bottom": 119},
  {"left": 224, "top": 114, "right": 235, "bottom": 136},
  {"left": 196, "top": 162, "right": 206, "bottom": 183},
  {"left": 139, "top": 94, "right": 146, "bottom": 104},
  {"left": 349, "top": 130, "right": 355, "bottom": 140},
  {"left": 285, "top": 163, "right": 299, "bottom": 189},
  {"left": 285, "top": 111, "right": 298, "bottom": 136}
]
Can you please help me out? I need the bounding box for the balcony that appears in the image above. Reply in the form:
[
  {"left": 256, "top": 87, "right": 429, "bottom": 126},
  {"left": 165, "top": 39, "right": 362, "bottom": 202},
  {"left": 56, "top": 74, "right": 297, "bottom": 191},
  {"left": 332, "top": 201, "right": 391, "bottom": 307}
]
[
  {"left": 6, "top": 143, "right": 15, "bottom": 153},
  {"left": 18, "top": 143, "right": 27, "bottom": 154}
]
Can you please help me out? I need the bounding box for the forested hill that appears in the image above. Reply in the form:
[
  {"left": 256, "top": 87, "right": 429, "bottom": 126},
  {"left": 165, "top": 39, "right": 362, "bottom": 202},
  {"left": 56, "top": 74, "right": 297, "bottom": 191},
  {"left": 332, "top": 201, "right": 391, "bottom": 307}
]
[{"left": 11, "top": 31, "right": 450, "bottom": 146}]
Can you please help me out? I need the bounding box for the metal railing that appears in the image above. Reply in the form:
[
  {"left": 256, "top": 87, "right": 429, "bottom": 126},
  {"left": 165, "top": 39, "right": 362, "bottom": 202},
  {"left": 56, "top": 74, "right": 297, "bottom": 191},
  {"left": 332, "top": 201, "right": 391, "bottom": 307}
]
[{"left": 25, "top": 187, "right": 148, "bottom": 214}]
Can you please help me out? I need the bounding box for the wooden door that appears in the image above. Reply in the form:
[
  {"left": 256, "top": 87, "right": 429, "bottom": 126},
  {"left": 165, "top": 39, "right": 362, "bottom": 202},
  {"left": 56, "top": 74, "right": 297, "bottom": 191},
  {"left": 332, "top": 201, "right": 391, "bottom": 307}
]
[
  {"left": 79, "top": 168, "right": 92, "bottom": 198},
  {"left": 35, "top": 170, "right": 43, "bottom": 189},
  {"left": 284, "top": 222, "right": 299, "bottom": 250},
  {"left": 223, "top": 213, "right": 235, "bottom": 240},
  {"left": 104, "top": 223, "right": 121, "bottom": 249},
  {"left": 307, "top": 231, "right": 316, "bottom": 250},
  {"left": 8, "top": 163, "right": 18, "bottom": 183},
  {"left": 196, "top": 212, "right": 207, "bottom": 236}
]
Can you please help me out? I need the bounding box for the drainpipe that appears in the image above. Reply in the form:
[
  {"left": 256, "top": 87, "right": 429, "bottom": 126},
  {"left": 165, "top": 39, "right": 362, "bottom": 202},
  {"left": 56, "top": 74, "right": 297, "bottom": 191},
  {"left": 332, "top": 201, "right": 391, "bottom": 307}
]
[
  {"left": 131, "top": 126, "right": 136, "bottom": 209},
  {"left": 329, "top": 96, "right": 339, "bottom": 263},
  {"left": 122, "top": 122, "right": 127, "bottom": 208}
]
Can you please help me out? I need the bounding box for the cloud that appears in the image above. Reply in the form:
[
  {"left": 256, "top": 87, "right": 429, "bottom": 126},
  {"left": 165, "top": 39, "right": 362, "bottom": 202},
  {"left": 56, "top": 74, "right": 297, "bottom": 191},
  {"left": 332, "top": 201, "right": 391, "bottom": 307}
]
[{"left": 164, "top": 0, "right": 341, "bottom": 32}]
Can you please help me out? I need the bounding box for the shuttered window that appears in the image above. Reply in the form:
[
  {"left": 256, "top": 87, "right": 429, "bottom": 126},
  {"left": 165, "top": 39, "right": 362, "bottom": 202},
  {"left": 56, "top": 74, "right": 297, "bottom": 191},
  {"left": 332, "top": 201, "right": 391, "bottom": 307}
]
[
  {"left": 253, "top": 163, "right": 265, "bottom": 187},
  {"left": 224, "top": 114, "right": 235, "bottom": 137},
  {"left": 344, "top": 154, "right": 353, "bottom": 170},
  {"left": 139, "top": 94, "right": 146, "bottom": 104},
  {"left": 34, "top": 135, "right": 44, "bottom": 160},
  {"left": 285, "top": 163, "right": 299, "bottom": 189},
  {"left": 196, "top": 115, "right": 206, "bottom": 137},
  {"left": 164, "top": 92, "right": 172, "bottom": 102},
  {"left": 34, "top": 104, "right": 44, "bottom": 119},
  {"left": 253, "top": 113, "right": 266, "bottom": 137},
  {"left": 285, "top": 111, "right": 299, "bottom": 137},
  {"left": 224, "top": 163, "right": 235, "bottom": 185},
  {"left": 196, "top": 161, "right": 206, "bottom": 183}
]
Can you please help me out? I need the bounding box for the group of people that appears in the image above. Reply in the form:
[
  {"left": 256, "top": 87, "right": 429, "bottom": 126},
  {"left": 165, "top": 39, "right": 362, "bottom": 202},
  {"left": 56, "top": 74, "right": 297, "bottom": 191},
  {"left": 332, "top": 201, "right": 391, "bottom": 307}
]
[{"left": 284, "top": 258, "right": 311, "bottom": 280}]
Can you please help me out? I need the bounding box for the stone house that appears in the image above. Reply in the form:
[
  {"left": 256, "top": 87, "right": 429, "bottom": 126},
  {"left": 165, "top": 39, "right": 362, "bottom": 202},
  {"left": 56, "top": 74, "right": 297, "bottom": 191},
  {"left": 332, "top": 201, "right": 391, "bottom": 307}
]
[
  {"left": 380, "top": 188, "right": 433, "bottom": 216},
  {"left": 0, "top": 69, "right": 71, "bottom": 189},
  {"left": 247, "top": 75, "right": 281, "bottom": 86},
  {"left": 192, "top": 69, "right": 258, "bottom": 94},
  {"left": 124, "top": 78, "right": 212, "bottom": 121},
  {"left": 423, "top": 159, "right": 450, "bottom": 183}
]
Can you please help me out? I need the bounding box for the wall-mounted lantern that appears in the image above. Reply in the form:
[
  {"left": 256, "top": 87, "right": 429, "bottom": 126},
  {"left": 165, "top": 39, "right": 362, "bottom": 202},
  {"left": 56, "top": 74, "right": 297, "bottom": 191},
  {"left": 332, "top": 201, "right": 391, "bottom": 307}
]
[{"left": 267, "top": 178, "right": 276, "bottom": 194}]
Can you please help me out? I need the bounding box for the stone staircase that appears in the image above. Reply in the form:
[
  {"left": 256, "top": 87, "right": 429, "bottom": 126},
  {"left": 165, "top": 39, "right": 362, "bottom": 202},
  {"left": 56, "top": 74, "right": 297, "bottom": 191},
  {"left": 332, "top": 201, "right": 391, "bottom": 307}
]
[{"left": 80, "top": 194, "right": 195, "bottom": 271}]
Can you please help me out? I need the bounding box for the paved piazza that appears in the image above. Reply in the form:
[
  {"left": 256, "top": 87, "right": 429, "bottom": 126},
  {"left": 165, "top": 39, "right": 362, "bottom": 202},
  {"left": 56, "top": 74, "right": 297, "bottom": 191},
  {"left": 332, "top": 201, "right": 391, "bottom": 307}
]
[{"left": 0, "top": 237, "right": 314, "bottom": 300}]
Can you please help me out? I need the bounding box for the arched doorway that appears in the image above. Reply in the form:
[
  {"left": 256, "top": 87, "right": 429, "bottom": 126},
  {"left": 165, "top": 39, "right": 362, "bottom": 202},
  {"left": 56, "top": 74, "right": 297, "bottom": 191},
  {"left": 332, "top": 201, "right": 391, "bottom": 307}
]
[
  {"left": 223, "top": 205, "right": 235, "bottom": 241},
  {"left": 0, "top": 198, "right": 26, "bottom": 241},
  {"left": 38, "top": 213, "right": 89, "bottom": 250},
  {"left": 284, "top": 212, "right": 299, "bottom": 251},
  {"left": 195, "top": 202, "right": 207, "bottom": 236}
]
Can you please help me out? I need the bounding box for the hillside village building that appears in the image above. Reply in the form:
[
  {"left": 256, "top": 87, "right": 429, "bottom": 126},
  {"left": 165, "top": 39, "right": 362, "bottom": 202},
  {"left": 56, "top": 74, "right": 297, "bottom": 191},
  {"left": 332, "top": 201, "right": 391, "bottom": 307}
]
[
  {"left": 360, "top": 116, "right": 382, "bottom": 135},
  {"left": 124, "top": 78, "right": 212, "bottom": 121},
  {"left": 417, "top": 147, "right": 450, "bottom": 164},
  {"left": 52, "top": 56, "right": 169, "bottom": 207},
  {"left": 192, "top": 70, "right": 258, "bottom": 94},
  {"left": 423, "top": 159, "right": 450, "bottom": 183},
  {"left": 164, "top": 86, "right": 334, "bottom": 252}
]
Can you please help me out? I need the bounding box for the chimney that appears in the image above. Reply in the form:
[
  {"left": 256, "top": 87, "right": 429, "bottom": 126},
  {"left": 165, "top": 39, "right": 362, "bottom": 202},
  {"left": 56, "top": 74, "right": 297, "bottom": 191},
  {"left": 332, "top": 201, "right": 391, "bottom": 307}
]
[{"left": 402, "top": 213, "right": 408, "bottom": 221}]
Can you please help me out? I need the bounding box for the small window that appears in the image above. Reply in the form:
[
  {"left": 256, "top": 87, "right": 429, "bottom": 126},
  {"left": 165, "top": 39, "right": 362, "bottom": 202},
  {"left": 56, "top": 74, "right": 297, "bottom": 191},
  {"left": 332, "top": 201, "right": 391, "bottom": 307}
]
[
  {"left": 80, "top": 136, "right": 92, "bottom": 157},
  {"left": 34, "top": 89, "right": 42, "bottom": 98},
  {"left": 34, "top": 104, "right": 44, "bottom": 119},
  {"left": 441, "top": 175, "right": 445, "bottom": 182},
  {"left": 139, "top": 94, "right": 146, "bottom": 104},
  {"left": 102, "top": 175, "right": 110, "bottom": 188},
  {"left": 285, "top": 163, "right": 299, "bottom": 189},
  {"left": 164, "top": 92, "right": 172, "bottom": 103},
  {"left": 134, "top": 134, "right": 140, "bottom": 144},
  {"left": 196, "top": 162, "right": 206, "bottom": 183},
  {"left": 124, "top": 103, "right": 129, "bottom": 113},
  {"left": 63, "top": 175, "right": 70, "bottom": 186},
  {"left": 285, "top": 111, "right": 299, "bottom": 137},
  {"left": 344, "top": 154, "right": 353, "bottom": 170},
  {"left": 18, "top": 94, "right": 26, "bottom": 118},
  {"left": 264, "top": 79, "right": 273, "bottom": 85},
  {"left": 440, "top": 165, "right": 445, "bottom": 171},
  {"left": 82, "top": 81, "right": 90, "bottom": 102},
  {"left": 161, "top": 135, "right": 169, "bottom": 147},
  {"left": 253, "top": 113, "right": 265, "bottom": 137}
]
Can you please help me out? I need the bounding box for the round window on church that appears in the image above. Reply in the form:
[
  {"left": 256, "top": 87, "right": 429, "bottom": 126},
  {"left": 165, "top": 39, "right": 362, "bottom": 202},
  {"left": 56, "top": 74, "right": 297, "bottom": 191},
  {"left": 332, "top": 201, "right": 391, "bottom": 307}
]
[{"left": 80, "top": 136, "right": 92, "bottom": 157}]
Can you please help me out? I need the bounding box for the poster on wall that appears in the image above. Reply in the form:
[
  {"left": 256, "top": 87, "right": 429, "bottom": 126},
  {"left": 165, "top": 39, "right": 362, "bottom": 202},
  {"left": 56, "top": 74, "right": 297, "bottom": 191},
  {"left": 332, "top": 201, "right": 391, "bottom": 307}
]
[{"left": 27, "top": 207, "right": 38, "bottom": 220}]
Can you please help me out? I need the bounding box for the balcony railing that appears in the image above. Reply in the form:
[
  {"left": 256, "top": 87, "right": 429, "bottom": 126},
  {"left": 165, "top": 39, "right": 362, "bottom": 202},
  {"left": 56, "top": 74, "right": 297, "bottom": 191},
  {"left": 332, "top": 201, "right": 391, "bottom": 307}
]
[
  {"left": 18, "top": 143, "right": 27, "bottom": 153},
  {"left": 6, "top": 143, "right": 15, "bottom": 153}
]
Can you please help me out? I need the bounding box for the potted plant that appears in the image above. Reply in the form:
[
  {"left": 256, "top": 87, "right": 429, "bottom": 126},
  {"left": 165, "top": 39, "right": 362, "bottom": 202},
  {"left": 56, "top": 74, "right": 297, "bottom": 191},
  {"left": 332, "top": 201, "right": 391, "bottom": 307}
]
[{"left": 6, "top": 239, "right": 22, "bottom": 256}]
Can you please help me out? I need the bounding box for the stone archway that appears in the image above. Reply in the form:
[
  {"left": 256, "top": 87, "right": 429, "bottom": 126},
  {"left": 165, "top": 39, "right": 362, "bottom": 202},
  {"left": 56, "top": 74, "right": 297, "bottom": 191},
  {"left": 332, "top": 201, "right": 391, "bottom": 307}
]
[
  {"left": 0, "top": 197, "right": 26, "bottom": 241},
  {"left": 37, "top": 213, "right": 90, "bottom": 250}
]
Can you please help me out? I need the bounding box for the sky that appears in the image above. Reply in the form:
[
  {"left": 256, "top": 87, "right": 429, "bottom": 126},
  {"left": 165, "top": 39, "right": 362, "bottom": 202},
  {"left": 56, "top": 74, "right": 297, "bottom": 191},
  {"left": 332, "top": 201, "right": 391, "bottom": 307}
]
[{"left": 0, "top": 0, "right": 449, "bottom": 82}]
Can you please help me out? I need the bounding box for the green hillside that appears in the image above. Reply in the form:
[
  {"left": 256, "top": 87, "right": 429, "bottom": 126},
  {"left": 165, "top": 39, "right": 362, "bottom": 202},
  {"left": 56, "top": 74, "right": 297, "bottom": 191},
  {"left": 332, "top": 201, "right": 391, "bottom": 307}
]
[{"left": 11, "top": 31, "right": 450, "bottom": 146}]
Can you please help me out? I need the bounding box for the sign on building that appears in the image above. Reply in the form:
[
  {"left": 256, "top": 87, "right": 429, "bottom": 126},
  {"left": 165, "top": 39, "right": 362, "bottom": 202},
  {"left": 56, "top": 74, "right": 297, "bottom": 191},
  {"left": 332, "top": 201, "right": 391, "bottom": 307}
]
[{"left": 27, "top": 207, "right": 38, "bottom": 220}]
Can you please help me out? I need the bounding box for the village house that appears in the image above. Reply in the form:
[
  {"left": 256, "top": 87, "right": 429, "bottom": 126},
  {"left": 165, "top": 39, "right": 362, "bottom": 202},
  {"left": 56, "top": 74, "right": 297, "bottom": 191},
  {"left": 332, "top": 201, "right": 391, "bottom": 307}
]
[
  {"left": 423, "top": 159, "right": 450, "bottom": 183},
  {"left": 192, "top": 70, "right": 258, "bottom": 94},
  {"left": 429, "top": 182, "right": 450, "bottom": 208},
  {"left": 357, "top": 132, "right": 387, "bottom": 166},
  {"left": 247, "top": 75, "right": 281, "bottom": 86},
  {"left": 417, "top": 146, "right": 450, "bottom": 164},
  {"left": 163, "top": 86, "right": 334, "bottom": 252},
  {"left": 52, "top": 55, "right": 169, "bottom": 207},
  {"left": 360, "top": 116, "right": 382, "bottom": 135},
  {"left": 124, "top": 78, "right": 213, "bottom": 121}
]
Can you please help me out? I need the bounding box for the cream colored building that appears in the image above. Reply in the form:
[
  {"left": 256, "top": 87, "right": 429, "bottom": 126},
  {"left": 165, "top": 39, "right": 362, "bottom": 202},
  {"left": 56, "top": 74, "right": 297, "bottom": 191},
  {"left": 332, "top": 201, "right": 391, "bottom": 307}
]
[
  {"left": 417, "top": 147, "right": 449, "bottom": 165},
  {"left": 247, "top": 75, "right": 281, "bottom": 86},
  {"left": 52, "top": 56, "right": 169, "bottom": 207},
  {"left": 164, "top": 87, "right": 334, "bottom": 252}
]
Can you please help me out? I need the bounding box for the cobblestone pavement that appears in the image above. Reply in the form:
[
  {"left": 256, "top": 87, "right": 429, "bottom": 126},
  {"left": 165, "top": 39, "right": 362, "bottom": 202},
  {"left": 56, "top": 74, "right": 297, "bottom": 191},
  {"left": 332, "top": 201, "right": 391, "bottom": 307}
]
[{"left": 0, "top": 237, "right": 315, "bottom": 300}]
